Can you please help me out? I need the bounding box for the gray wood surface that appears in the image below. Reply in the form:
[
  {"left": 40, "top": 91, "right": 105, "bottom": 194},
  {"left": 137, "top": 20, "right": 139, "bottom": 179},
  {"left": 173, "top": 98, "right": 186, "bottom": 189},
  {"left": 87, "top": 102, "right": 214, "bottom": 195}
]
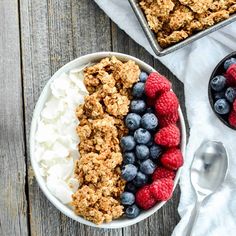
[
  {"left": 1, "top": 0, "right": 187, "bottom": 235},
  {"left": 0, "top": 1, "right": 29, "bottom": 236}
]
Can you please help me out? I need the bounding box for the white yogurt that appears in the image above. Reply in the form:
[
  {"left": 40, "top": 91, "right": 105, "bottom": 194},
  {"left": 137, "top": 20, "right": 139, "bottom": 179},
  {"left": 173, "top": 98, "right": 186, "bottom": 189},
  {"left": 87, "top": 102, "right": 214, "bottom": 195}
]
[{"left": 34, "top": 65, "right": 89, "bottom": 204}]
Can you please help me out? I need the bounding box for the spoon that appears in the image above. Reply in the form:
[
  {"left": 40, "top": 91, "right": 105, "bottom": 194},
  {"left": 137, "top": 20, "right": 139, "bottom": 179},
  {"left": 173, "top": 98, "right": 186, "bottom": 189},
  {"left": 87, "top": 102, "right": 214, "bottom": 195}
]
[{"left": 184, "top": 140, "right": 229, "bottom": 236}]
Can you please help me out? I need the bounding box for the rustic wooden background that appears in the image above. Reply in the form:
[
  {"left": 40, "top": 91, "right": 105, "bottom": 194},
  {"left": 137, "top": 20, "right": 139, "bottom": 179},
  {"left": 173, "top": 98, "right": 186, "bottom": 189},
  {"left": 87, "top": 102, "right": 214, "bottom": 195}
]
[{"left": 0, "top": 0, "right": 188, "bottom": 235}]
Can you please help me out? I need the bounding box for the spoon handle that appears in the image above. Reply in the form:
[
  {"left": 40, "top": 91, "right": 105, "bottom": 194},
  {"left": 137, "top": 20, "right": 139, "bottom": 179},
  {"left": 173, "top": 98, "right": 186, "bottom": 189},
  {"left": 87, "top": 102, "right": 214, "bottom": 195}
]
[{"left": 184, "top": 200, "right": 202, "bottom": 236}]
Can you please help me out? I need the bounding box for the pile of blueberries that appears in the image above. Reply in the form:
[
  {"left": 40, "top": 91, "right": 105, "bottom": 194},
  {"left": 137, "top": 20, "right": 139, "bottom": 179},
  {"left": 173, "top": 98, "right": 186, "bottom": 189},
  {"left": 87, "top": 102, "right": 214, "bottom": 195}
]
[
  {"left": 119, "top": 71, "right": 162, "bottom": 218},
  {"left": 210, "top": 57, "right": 236, "bottom": 119}
]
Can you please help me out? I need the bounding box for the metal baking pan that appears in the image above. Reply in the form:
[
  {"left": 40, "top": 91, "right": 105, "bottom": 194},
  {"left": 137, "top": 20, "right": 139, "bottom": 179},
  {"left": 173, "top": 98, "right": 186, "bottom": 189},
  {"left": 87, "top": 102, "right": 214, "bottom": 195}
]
[{"left": 129, "top": 0, "right": 236, "bottom": 56}]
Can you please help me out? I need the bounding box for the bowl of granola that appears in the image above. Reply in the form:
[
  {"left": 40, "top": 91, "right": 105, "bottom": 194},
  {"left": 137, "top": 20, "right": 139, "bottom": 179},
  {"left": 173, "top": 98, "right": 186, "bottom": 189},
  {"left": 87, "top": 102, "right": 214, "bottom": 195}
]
[
  {"left": 30, "top": 52, "right": 186, "bottom": 228},
  {"left": 129, "top": 0, "right": 236, "bottom": 56}
]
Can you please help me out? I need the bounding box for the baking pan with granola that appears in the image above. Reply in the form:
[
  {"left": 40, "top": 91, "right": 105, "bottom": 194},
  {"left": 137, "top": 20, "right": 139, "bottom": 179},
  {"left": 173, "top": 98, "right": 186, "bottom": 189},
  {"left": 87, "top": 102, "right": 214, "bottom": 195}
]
[{"left": 129, "top": 0, "right": 236, "bottom": 56}]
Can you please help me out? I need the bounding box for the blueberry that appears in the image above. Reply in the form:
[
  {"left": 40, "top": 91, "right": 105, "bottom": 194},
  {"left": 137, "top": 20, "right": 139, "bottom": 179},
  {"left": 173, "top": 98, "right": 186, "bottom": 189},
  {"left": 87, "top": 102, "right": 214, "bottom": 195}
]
[
  {"left": 225, "top": 87, "right": 236, "bottom": 103},
  {"left": 130, "top": 100, "right": 146, "bottom": 114},
  {"left": 132, "top": 171, "right": 148, "bottom": 187},
  {"left": 139, "top": 71, "right": 148, "bottom": 82},
  {"left": 134, "top": 128, "right": 151, "bottom": 144},
  {"left": 121, "top": 164, "right": 138, "bottom": 181},
  {"left": 126, "top": 204, "right": 140, "bottom": 218},
  {"left": 150, "top": 144, "right": 163, "bottom": 160},
  {"left": 125, "top": 182, "right": 137, "bottom": 193},
  {"left": 121, "top": 192, "right": 135, "bottom": 205},
  {"left": 140, "top": 159, "right": 156, "bottom": 175},
  {"left": 123, "top": 152, "right": 136, "bottom": 165},
  {"left": 224, "top": 58, "right": 236, "bottom": 70},
  {"left": 141, "top": 113, "right": 158, "bottom": 130},
  {"left": 135, "top": 145, "right": 149, "bottom": 160},
  {"left": 132, "top": 82, "right": 145, "bottom": 98},
  {"left": 146, "top": 107, "right": 154, "bottom": 113},
  {"left": 214, "top": 99, "right": 230, "bottom": 115},
  {"left": 214, "top": 90, "right": 225, "bottom": 100},
  {"left": 210, "top": 75, "right": 226, "bottom": 92},
  {"left": 125, "top": 113, "right": 141, "bottom": 131},
  {"left": 121, "top": 136, "right": 136, "bottom": 151}
]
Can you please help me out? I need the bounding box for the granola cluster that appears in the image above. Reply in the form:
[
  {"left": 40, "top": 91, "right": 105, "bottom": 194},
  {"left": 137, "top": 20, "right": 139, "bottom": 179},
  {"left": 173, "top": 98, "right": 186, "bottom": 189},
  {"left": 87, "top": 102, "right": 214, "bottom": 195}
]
[
  {"left": 139, "top": 0, "right": 236, "bottom": 48},
  {"left": 72, "top": 57, "right": 140, "bottom": 224}
]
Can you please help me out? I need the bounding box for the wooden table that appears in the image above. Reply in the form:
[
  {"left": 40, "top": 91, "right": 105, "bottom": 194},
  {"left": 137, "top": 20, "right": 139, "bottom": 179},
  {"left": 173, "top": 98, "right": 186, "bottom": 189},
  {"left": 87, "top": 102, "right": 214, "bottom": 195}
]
[{"left": 0, "top": 1, "right": 188, "bottom": 235}]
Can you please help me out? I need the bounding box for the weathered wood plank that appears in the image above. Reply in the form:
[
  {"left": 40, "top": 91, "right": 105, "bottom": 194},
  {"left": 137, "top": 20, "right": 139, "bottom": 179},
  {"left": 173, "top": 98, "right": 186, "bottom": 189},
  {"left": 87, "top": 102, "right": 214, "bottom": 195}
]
[
  {"left": 71, "top": 0, "right": 112, "bottom": 56},
  {"left": 112, "top": 23, "right": 187, "bottom": 236},
  {"left": 20, "top": 0, "right": 62, "bottom": 235},
  {"left": 48, "top": 1, "right": 121, "bottom": 236},
  {"left": 20, "top": 0, "right": 122, "bottom": 235},
  {"left": 151, "top": 60, "right": 187, "bottom": 235},
  {"left": 0, "top": 1, "right": 29, "bottom": 236},
  {"left": 111, "top": 23, "right": 153, "bottom": 236}
]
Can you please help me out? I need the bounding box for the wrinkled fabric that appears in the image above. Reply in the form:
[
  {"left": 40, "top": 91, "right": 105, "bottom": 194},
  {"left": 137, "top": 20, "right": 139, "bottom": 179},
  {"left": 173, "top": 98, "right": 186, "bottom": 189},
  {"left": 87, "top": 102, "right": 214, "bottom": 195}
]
[{"left": 94, "top": 0, "right": 236, "bottom": 235}]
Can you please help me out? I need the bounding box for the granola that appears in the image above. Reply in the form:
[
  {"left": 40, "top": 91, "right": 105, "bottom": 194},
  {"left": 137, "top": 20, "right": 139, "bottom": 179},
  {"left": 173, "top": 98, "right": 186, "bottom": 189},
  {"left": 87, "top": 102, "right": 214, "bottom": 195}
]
[
  {"left": 72, "top": 57, "right": 140, "bottom": 224},
  {"left": 139, "top": 0, "right": 236, "bottom": 48},
  {"left": 179, "top": 0, "right": 213, "bottom": 14}
]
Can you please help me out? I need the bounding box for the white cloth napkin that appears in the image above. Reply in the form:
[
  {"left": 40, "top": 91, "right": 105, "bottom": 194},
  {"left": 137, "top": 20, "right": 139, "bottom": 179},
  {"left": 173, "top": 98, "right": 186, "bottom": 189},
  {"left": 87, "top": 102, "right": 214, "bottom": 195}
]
[{"left": 94, "top": 0, "right": 236, "bottom": 235}]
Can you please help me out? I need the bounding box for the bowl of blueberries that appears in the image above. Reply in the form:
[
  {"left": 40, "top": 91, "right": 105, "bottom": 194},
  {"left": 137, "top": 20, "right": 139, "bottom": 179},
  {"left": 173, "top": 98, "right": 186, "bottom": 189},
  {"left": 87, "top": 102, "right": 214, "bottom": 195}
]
[{"left": 209, "top": 52, "right": 236, "bottom": 130}]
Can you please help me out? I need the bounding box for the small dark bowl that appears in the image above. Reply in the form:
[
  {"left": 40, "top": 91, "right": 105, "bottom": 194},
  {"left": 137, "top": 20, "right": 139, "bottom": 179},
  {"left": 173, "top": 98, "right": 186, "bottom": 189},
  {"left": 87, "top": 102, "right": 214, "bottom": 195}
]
[{"left": 208, "top": 51, "right": 236, "bottom": 130}]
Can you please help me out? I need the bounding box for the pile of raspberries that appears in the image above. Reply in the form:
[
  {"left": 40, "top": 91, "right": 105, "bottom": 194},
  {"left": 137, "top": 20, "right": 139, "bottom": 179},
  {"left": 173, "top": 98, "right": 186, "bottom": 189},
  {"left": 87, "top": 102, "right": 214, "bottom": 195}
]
[{"left": 136, "top": 72, "right": 183, "bottom": 210}]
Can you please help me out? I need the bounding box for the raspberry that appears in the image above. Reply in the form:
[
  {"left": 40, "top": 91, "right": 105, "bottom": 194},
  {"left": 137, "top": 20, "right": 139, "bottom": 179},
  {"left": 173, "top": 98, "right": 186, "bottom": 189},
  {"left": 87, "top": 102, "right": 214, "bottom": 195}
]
[
  {"left": 149, "top": 178, "right": 174, "bottom": 201},
  {"left": 145, "top": 72, "right": 171, "bottom": 98},
  {"left": 152, "top": 166, "right": 175, "bottom": 181},
  {"left": 161, "top": 148, "right": 183, "bottom": 170},
  {"left": 154, "top": 124, "right": 180, "bottom": 147},
  {"left": 135, "top": 185, "right": 157, "bottom": 209},
  {"left": 228, "top": 110, "right": 236, "bottom": 128},
  {"left": 233, "top": 100, "right": 236, "bottom": 112},
  {"left": 155, "top": 91, "right": 179, "bottom": 116},
  {"left": 158, "top": 111, "right": 179, "bottom": 127},
  {"left": 226, "top": 64, "right": 236, "bottom": 87}
]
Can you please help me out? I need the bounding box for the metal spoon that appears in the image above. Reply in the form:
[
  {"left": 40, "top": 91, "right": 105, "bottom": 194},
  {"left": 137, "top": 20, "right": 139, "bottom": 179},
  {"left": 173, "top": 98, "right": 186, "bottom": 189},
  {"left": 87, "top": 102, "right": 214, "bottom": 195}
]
[{"left": 184, "top": 140, "right": 229, "bottom": 236}]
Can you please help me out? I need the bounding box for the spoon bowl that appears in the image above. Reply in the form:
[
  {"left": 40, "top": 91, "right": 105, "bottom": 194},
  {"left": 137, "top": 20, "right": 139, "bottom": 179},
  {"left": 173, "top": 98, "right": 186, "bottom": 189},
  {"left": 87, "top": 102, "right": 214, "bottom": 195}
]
[
  {"left": 184, "top": 140, "right": 228, "bottom": 236},
  {"left": 191, "top": 141, "right": 228, "bottom": 196}
]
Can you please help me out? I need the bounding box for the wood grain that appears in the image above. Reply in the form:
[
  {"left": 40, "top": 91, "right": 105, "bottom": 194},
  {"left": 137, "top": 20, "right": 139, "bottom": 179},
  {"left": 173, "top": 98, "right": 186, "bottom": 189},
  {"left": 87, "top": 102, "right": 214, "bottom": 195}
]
[
  {"left": 20, "top": 0, "right": 65, "bottom": 235},
  {"left": 0, "top": 1, "right": 29, "bottom": 235}
]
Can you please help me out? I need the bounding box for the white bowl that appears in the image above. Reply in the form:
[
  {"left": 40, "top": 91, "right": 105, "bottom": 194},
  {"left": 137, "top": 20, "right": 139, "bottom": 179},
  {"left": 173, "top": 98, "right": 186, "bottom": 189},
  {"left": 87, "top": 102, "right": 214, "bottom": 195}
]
[{"left": 30, "top": 52, "right": 186, "bottom": 229}]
